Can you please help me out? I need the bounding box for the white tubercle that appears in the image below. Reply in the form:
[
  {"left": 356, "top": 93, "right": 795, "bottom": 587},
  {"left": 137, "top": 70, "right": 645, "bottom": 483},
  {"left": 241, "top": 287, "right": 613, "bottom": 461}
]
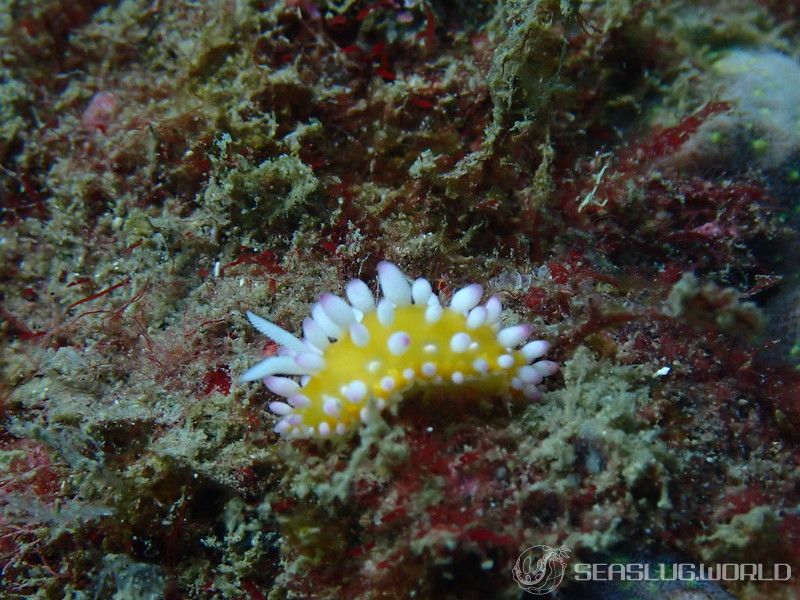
[
  {"left": 411, "top": 278, "right": 433, "bottom": 304},
  {"left": 302, "top": 318, "right": 330, "bottom": 350},
  {"left": 288, "top": 394, "right": 311, "bottom": 408},
  {"left": 345, "top": 279, "right": 376, "bottom": 313},
  {"left": 523, "top": 386, "right": 542, "bottom": 400},
  {"left": 425, "top": 303, "right": 443, "bottom": 323},
  {"left": 311, "top": 303, "right": 341, "bottom": 338},
  {"left": 377, "top": 298, "right": 395, "bottom": 326},
  {"left": 498, "top": 354, "right": 515, "bottom": 369},
  {"left": 532, "top": 360, "right": 559, "bottom": 377},
  {"left": 521, "top": 339, "right": 550, "bottom": 362},
  {"left": 265, "top": 376, "right": 300, "bottom": 397},
  {"left": 449, "top": 284, "right": 483, "bottom": 313},
  {"left": 466, "top": 306, "right": 488, "bottom": 329},
  {"left": 497, "top": 324, "right": 533, "bottom": 348},
  {"left": 323, "top": 396, "right": 341, "bottom": 417},
  {"left": 240, "top": 356, "right": 311, "bottom": 382},
  {"left": 380, "top": 376, "right": 395, "bottom": 392},
  {"left": 295, "top": 352, "right": 326, "bottom": 371},
  {"left": 336, "top": 423, "right": 347, "bottom": 435},
  {"left": 304, "top": 340, "right": 323, "bottom": 355},
  {"left": 422, "top": 362, "right": 437, "bottom": 377},
  {"left": 318, "top": 422, "right": 331, "bottom": 437},
  {"left": 450, "top": 332, "right": 471, "bottom": 353},
  {"left": 377, "top": 261, "right": 412, "bottom": 306},
  {"left": 452, "top": 371, "right": 465, "bottom": 384},
  {"left": 517, "top": 365, "right": 544, "bottom": 385},
  {"left": 343, "top": 380, "right": 367, "bottom": 402},
  {"left": 245, "top": 312, "right": 307, "bottom": 353},
  {"left": 472, "top": 358, "right": 489, "bottom": 373},
  {"left": 269, "top": 401, "right": 293, "bottom": 416},
  {"left": 387, "top": 331, "right": 411, "bottom": 355},
  {"left": 485, "top": 296, "right": 502, "bottom": 324},
  {"left": 350, "top": 322, "right": 370, "bottom": 347},
  {"left": 320, "top": 293, "right": 356, "bottom": 327}
]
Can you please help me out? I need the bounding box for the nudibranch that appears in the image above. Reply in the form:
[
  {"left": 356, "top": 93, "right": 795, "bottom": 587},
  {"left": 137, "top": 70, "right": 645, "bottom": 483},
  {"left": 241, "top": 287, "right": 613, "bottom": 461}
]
[{"left": 240, "top": 261, "right": 558, "bottom": 438}]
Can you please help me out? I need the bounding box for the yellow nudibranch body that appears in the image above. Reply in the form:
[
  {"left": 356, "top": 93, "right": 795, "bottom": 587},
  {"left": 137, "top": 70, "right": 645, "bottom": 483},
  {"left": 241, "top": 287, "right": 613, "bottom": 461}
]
[{"left": 240, "top": 261, "right": 557, "bottom": 438}]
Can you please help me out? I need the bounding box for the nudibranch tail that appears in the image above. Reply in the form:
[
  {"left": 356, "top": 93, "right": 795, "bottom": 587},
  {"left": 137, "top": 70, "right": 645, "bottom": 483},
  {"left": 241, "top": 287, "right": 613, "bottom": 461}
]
[{"left": 241, "top": 261, "right": 558, "bottom": 438}]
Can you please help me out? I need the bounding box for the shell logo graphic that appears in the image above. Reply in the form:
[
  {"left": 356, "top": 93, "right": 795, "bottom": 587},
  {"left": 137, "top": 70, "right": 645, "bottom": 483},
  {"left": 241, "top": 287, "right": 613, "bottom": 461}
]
[{"left": 513, "top": 545, "right": 571, "bottom": 595}]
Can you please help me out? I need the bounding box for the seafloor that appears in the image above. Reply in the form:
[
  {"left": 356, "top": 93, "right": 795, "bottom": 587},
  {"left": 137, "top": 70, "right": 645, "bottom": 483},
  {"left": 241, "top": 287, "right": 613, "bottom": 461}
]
[{"left": 1, "top": 1, "right": 799, "bottom": 598}]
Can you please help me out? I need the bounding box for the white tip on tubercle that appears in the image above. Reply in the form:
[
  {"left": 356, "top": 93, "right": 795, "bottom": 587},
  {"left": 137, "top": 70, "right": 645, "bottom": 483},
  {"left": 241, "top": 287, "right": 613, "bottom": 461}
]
[
  {"left": 264, "top": 376, "right": 300, "bottom": 397},
  {"left": 295, "top": 352, "right": 326, "bottom": 371},
  {"left": 377, "top": 261, "right": 412, "bottom": 306},
  {"left": 497, "top": 324, "right": 533, "bottom": 348},
  {"left": 377, "top": 298, "right": 395, "bottom": 326},
  {"left": 245, "top": 311, "right": 306, "bottom": 353},
  {"left": 345, "top": 279, "right": 376, "bottom": 313},
  {"left": 350, "top": 322, "right": 370, "bottom": 347},
  {"left": 411, "top": 278, "right": 433, "bottom": 304},
  {"left": 311, "top": 303, "right": 342, "bottom": 338},
  {"left": 318, "top": 422, "right": 331, "bottom": 437},
  {"left": 521, "top": 339, "right": 550, "bottom": 362},
  {"left": 449, "top": 284, "right": 483, "bottom": 313},
  {"left": 320, "top": 293, "right": 356, "bottom": 327}
]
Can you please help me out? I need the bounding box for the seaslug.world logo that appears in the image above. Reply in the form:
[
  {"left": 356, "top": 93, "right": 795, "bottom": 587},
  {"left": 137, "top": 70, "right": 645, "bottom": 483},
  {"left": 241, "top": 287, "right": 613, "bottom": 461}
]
[{"left": 512, "top": 545, "right": 571, "bottom": 595}]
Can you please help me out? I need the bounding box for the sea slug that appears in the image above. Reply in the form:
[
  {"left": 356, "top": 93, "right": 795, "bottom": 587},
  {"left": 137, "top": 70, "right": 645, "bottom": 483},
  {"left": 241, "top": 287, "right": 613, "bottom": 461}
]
[{"left": 241, "top": 261, "right": 558, "bottom": 438}]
